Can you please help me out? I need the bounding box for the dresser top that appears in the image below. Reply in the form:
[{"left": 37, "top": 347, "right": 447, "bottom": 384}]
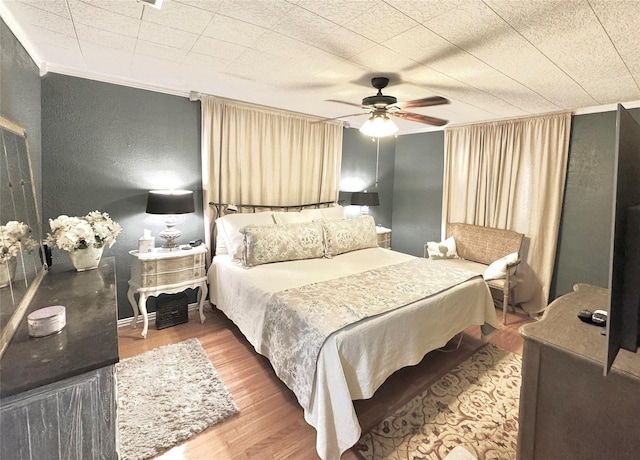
[
  {"left": 0, "top": 258, "right": 119, "bottom": 398},
  {"left": 520, "top": 283, "right": 640, "bottom": 379},
  {"left": 130, "top": 244, "right": 207, "bottom": 260}
]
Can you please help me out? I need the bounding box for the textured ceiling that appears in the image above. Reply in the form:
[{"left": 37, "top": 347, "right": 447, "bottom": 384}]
[{"left": 2, "top": 0, "right": 640, "bottom": 133}]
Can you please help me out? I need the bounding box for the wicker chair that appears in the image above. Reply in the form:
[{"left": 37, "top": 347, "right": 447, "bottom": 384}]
[{"left": 425, "top": 223, "right": 525, "bottom": 324}]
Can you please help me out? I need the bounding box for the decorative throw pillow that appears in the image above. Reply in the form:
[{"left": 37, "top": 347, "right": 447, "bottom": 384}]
[
  {"left": 483, "top": 252, "right": 519, "bottom": 280},
  {"left": 323, "top": 215, "right": 378, "bottom": 257},
  {"left": 240, "top": 221, "right": 325, "bottom": 267},
  {"left": 426, "top": 236, "right": 459, "bottom": 259}
]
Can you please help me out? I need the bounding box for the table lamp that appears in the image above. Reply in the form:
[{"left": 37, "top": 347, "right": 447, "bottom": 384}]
[
  {"left": 351, "top": 191, "right": 379, "bottom": 215},
  {"left": 146, "top": 190, "right": 195, "bottom": 249}
]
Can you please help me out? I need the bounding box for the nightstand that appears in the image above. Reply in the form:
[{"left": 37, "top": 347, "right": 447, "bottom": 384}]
[
  {"left": 376, "top": 226, "right": 392, "bottom": 249},
  {"left": 127, "top": 245, "right": 208, "bottom": 338}
]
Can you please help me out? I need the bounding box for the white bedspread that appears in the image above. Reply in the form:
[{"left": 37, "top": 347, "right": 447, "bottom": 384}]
[{"left": 208, "top": 248, "right": 498, "bottom": 460}]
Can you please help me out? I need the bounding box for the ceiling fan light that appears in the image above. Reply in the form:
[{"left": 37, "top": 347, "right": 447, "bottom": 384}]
[{"left": 359, "top": 114, "right": 399, "bottom": 138}]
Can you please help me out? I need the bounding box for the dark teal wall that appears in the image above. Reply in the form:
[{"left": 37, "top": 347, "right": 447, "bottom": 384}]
[
  {"left": 0, "top": 19, "right": 41, "bottom": 203},
  {"left": 41, "top": 74, "right": 203, "bottom": 319},
  {"left": 340, "top": 128, "right": 394, "bottom": 228},
  {"left": 551, "top": 108, "right": 640, "bottom": 300},
  {"left": 391, "top": 131, "right": 444, "bottom": 256}
]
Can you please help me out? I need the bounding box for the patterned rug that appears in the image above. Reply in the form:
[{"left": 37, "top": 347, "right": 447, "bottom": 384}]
[
  {"left": 353, "top": 343, "right": 522, "bottom": 460},
  {"left": 116, "top": 338, "right": 239, "bottom": 460}
]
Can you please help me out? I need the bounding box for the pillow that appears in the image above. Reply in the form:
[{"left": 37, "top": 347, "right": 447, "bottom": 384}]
[
  {"left": 483, "top": 252, "right": 519, "bottom": 280},
  {"left": 301, "top": 205, "right": 345, "bottom": 221},
  {"left": 272, "top": 211, "right": 313, "bottom": 225},
  {"left": 273, "top": 205, "right": 345, "bottom": 225},
  {"left": 240, "top": 221, "right": 325, "bottom": 267},
  {"left": 323, "top": 215, "right": 378, "bottom": 257},
  {"left": 215, "top": 230, "right": 228, "bottom": 255},
  {"left": 426, "top": 236, "right": 459, "bottom": 259},
  {"left": 216, "top": 211, "right": 275, "bottom": 260}
]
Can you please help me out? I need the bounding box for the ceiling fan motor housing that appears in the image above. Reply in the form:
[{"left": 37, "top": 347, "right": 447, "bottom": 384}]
[{"left": 362, "top": 94, "right": 397, "bottom": 107}]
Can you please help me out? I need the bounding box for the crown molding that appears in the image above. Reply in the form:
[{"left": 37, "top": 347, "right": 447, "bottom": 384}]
[
  {"left": 0, "top": 5, "right": 46, "bottom": 74},
  {"left": 42, "top": 63, "right": 192, "bottom": 98}
]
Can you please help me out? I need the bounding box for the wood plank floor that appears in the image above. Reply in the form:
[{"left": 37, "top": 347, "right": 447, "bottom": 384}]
[{"left": 117, "top": 305, "right": 533, "bottom": 460}]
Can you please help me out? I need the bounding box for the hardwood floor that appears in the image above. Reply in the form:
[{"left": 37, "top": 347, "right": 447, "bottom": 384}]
[{"left": 117, "top": 305, "right": 533, "bottom": 460}]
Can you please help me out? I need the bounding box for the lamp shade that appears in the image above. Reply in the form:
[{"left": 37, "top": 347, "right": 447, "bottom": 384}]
[
  {"left": 351, "top": 191, "right": 380, "bottom": 207},
  {"left": 146, "top": 190, "right": 195, "bottom": 214}
]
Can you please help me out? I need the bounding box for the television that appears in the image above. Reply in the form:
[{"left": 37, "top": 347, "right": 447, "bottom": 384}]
[{"left": 604, "top": 104, "right": 640, "bottom": 375}]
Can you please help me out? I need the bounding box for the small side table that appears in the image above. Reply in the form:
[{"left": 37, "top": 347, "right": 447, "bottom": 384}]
[
  {"left": 127, "top": 245, "right": 208, "bottom": 338},
  {"left": 376, "top": 226, "right": 392, "bottom": 249}
]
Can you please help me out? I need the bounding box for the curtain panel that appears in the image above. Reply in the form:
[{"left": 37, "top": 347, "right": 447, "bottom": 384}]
[
  {"left": 443, "top": 112, "right": 571, "bottom": 314},
  {"left": 200, "top": 96, "right": 343, "bottom": 247}
]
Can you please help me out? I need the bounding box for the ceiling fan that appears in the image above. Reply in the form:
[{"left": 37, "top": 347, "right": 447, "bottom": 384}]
[{"left": 328, "top": 77, "right": 449, "bottom": 137}]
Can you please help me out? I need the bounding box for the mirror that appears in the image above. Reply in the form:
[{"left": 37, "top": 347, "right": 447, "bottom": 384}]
[{"left": 0, "top": 115, "right": 47, "bottom": 358}]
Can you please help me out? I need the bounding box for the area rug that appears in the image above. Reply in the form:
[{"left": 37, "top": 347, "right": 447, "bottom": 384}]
[
  {"left": 353, "top": 343, "right": 522, "bottom": 460},
  {"left": 116, "top": 338, "right": 239, "bottom": 460}
]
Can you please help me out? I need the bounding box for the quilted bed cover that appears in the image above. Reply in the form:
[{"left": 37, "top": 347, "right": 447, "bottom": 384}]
[{"left": 208, "top": 248, "right": 498, "bottom": 460}]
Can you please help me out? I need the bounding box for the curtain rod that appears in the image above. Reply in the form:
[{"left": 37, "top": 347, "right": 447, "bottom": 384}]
[{"left": 446, "top": 110, "right": 572, "bottom": 129}]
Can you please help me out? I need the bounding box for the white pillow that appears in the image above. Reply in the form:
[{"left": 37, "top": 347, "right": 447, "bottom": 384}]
[
  {"left": 483, "top": 252, "right": 519, "bottom": 280},
  {"left": 426, "top": 236, "right": 459, "bottom": 259},
  {"left": 272, "top": 211, "right": 313, "bottom": 224},
  {"left": 272, "top": 205, "right": 344, "bottom": 224},
  {"left": 319, "top": 205, "right": 345, "bottom": 221},
  {"left": 215, "top": 211, "right": 275, "bottom": 260}
]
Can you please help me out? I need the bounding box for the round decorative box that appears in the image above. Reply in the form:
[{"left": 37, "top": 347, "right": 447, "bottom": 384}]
[{"left": 27, "top": 305, "right": 66, "bottom": 338}]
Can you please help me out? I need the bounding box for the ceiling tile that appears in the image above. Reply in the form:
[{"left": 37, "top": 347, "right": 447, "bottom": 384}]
[
  {"left": 191, "top": 35, "right": 247, "bottom": 60},
  {"left": 217, "top": 0, "right": 296, "bottom": 29},
  {"left": 75, "top": 24, "right": 136, "bottom": 53},
  {"left": 202, "top": 15, "right": 267, "bottom": 47},
  {"left": 343, "top": 1, "right": 418, "bottom": 43},
  {"left": 312, "top": 26, "right": 376, "bottom": 59},
  {"left": 138, "top": 21, "right": 199, "bottom": 50},
  {"left": 590, "top": 0, "right": 640, "bottom": 83},
  {"left": 295, "top": 0, "right": 378, "bottom": 26},
  {"left": 173, "top": 0, "right": 224, "bottom": 15},
  {"left": 9, "top": 2, "right": 74, "bottom": 37},
  {"left": 80, "top": 0, "right": 143, "bottom": 19},
  {"left": 136, "top": 40, "right": 188, "bottom": 63},
  {"left": 142, "top": 0, "right": 212, "bottom": 34},
  {"left": 350, "top": 45, "right": 417, "bottom": 73},
  {"left": 384, "top": 0, "right": 466, "bottom": 24},
  {"left": 67, "top": 0, "right": 140, "bottom": 37},
  {"left": 15, "top": 0, "right": 71, "bottom": 19},
  {"left": 272, "top": 6, "right": 339, "bottom": 47}
]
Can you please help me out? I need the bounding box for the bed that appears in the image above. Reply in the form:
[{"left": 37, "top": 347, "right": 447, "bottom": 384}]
[{"left": 207, "top": 205, "right": 498, "bottom": 460}]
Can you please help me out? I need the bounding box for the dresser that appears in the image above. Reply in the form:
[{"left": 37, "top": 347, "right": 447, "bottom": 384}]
[
  {"left": 127, "top": 245, "right": 208, "bottom": 338},
  {"left": 518, "top": 283, "right": 640, "bottom": 460},
  {"left": 0, "top": 258, "right": 118, "bottom": 460}
]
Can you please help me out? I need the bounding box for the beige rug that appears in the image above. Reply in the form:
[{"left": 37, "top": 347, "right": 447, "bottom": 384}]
[
  {"left": 353, "top": 344, "right": 521, "bottom": 460},
  {"left": 116, "top": 338, "right": 239, "bottom": 460}
]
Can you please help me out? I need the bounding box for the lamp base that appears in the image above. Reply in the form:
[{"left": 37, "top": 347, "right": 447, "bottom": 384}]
[{"left": 159, "top": 217, "right": 182, "bottom": 249}]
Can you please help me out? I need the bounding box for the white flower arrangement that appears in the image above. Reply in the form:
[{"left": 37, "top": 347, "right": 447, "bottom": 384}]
[
  {"left": 0, "top": 221, "right": 37, "bottom": 262},
  {"left": 46, "top": 211, "right": 122, "bottom": 251}
]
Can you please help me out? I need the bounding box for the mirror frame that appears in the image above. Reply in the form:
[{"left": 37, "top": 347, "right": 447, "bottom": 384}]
[{"left": 0, "top": 115, "right": 48, "bottom": 358}]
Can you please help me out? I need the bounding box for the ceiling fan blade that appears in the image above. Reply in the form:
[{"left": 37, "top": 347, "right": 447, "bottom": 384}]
[
  {"left": 392, "top": 110, "right": 448, "bottom": 127},
  {"left": 399, "top": 96, "right": 449, "bottom": 109},
  {"left": 326, "top": 99, "right": 364, "bottom": 109}
]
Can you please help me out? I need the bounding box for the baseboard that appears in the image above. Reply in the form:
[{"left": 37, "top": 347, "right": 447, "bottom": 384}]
[{"left": 117, "top": 302, "right": 208, "bottom": 328}]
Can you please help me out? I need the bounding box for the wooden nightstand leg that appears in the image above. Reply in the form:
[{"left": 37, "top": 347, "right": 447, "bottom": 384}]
[
  {"left": 127, "top": 287, "right": 138, "bottom": 329},
  {"left": 138, "top": 293, "right": 148, "bottom": 338},
  {"left": 198, "top": 281, "right": 208, "bottom": 324}
]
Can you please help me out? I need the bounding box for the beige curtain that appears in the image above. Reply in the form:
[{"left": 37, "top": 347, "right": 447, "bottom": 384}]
[
  {"left": 201, "top": 96, "right": 343, "bottom": 245},
  {"left": 443, "top": 112, "right": 571, "bottom": 314}
]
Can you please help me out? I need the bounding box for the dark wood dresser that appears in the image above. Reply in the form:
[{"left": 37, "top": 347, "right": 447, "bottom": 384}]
[
  {"left": 518, "top": 283, "right": 640, "bottom": 460},
  {"left": 0, "top": 257, "right": 119, "bottom": 459}
]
